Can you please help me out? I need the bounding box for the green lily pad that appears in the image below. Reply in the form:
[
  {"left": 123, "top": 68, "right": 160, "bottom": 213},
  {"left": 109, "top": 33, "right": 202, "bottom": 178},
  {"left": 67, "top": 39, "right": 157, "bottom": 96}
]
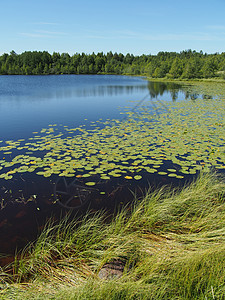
[
  {"left": 82, "top": 174, "right": 91, "bottom": 178},
  {"left": 158, "top": 172, "right": 167, "bottom": 175},
  {"left": 167, "top": 169, "right": 177, "bottom": 172},
  {"left": 168, "top": 173, "right": 177, "bottom": 177},
  {"left": 85, "top": 182, "right": 96, "bottom": 186}
]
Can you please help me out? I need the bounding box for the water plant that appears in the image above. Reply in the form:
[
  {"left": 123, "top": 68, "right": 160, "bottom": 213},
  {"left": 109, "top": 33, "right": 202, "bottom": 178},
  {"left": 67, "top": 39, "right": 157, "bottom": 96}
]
[{"left": 0, "top": 83, "right": 224, "bottom": 190}]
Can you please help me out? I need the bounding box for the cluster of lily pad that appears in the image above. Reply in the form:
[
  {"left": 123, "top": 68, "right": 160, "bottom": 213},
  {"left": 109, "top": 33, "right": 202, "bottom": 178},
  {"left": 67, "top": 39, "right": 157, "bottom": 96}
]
[{"left": 0, "top": 83, "right": 225, "bottom": 185}]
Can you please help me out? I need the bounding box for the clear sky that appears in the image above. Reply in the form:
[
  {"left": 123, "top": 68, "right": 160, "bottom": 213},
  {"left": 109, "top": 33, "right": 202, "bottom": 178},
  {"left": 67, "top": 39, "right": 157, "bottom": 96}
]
[{"left": 1, "top": 0, "right": 225, "bottom": 56}]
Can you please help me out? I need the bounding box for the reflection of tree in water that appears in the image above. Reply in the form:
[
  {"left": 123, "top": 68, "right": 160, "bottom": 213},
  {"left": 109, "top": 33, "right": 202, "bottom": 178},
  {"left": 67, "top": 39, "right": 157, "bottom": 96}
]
[
  {"left": 147, "top": 81, "right": 212, "bottom": 102},
  {"left": 147, "top": 81, "right": 182, "bottom": 101},
  {"left": 73, "top": 85, "right": 148, "bottom": 97},
  {"left": 202, "top": 94, "right": 213, "bottom": 100},
  {"left": 183, "top": 90, "right": 199, "bottom": 100},
  {"left": 183, "top": 91, "right": 212, "bottom": 100}
]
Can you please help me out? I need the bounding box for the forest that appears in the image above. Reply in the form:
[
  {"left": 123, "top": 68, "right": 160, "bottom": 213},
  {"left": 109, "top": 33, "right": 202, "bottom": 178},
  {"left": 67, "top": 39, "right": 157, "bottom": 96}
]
[{"left": 0, "top": 50, "right": 225, "bottom": 79}]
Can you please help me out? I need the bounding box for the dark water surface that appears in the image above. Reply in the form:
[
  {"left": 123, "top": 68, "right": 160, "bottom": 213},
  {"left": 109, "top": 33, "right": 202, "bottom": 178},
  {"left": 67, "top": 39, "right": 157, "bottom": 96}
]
[{"left": 0, "top": 75, "right": 200, "bottom": 259}]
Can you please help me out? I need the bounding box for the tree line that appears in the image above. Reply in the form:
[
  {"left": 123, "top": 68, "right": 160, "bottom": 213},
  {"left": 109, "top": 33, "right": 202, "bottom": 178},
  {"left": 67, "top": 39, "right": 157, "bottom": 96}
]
[{"left": 0, "top": 50, "right": 225, "bottom": 79}]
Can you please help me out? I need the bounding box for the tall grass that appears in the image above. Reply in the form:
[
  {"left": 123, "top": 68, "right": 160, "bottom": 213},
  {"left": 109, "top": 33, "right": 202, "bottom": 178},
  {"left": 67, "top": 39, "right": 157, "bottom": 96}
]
[{"left": 1, "top": 171, "right": 225, "bottom": 299}]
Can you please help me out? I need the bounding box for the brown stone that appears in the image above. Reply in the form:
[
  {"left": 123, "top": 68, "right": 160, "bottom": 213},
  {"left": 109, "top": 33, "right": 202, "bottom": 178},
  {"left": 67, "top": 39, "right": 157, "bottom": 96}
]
[{"left": 98, "top": 260, "right": 125, "bottom": 280}]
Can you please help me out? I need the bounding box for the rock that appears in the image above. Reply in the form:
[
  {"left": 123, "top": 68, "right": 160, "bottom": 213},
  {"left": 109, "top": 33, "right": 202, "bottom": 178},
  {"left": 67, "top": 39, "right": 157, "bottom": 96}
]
[{"left": 98, "top": 260, "right": 125, "bottom": 280}]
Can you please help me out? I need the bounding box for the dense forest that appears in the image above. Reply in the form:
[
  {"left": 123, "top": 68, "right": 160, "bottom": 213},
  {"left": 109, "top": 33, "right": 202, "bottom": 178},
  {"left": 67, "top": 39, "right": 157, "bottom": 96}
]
[{"left": 0, "top": 50, "right": 225, "bottom": 79}]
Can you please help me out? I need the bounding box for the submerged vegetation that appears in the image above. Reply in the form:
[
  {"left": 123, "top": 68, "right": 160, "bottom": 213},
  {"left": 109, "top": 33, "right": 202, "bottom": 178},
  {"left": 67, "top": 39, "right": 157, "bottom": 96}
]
[
  {"left": 1, "top": 49, "right": 225, "bottom": 79},
  {"left": 1, "top": 172, "right": 225, "bottom": 299}
]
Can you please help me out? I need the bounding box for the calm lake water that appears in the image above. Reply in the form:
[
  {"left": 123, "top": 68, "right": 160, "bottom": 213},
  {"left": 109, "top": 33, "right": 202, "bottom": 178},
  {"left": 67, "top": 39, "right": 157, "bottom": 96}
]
[
  {"left": 0, "top": 75, "right": 146, "bottom": 140},
  {"left": 0, "top": 75, "right": 207, "bottom": 257},
  {"left": 0, "top": 75, "right": 189, "bottom": 140}
]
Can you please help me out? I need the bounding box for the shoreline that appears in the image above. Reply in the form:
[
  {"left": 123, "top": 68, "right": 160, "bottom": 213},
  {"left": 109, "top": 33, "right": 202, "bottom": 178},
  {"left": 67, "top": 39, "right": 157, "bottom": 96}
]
[{"left": 1, "top": 172, "right": 225, "bottom": 299}]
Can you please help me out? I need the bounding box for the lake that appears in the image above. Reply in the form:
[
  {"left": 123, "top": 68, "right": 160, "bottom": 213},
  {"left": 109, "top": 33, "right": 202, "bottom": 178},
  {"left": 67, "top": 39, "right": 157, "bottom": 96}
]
[
  {"left": 0, "top": 75, "right": 224, "bottom": 257},
  {"left": 0, "top": 75, "right": 148, "bottom": 140},
  {"left": 0, "top": 75, "right": 195, "bottom": 141}
]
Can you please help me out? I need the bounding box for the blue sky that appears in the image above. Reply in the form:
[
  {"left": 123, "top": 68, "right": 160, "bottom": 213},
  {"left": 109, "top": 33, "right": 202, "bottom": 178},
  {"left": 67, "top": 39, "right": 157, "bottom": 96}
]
[{"left": 1, "top": 0, "right": 225, "bottom": 55}]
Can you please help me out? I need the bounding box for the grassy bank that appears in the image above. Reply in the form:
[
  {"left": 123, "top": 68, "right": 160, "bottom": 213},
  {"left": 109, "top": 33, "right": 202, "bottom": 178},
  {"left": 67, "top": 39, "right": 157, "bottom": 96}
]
[
  {"left": 1, "top": 171, "right": 225, "bottom": 299},
  {"left": 144, "top": 76, "right": 225, "bottom": 84}
]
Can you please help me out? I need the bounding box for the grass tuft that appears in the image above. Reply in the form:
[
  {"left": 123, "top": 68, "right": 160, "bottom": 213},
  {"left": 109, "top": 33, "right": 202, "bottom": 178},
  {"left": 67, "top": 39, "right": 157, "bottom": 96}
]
[{"left": 1, "top": 171, "right": 225, "bottom": 299}]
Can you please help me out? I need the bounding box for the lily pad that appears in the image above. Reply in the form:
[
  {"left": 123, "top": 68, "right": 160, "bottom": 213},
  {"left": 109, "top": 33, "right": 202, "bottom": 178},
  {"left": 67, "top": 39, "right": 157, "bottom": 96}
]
[{"left": 85, "top": 182, "right": 96, "bottom": 186}]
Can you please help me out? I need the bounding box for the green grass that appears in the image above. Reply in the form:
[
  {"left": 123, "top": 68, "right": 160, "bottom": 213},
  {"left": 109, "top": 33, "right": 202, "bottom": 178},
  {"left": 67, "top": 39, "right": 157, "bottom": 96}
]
[
  {"left": 146, "top": 77, "right": 225, "bottom": 83},
  {"left": 1, "top": 171, "right": 225, "bottom": 299}
]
